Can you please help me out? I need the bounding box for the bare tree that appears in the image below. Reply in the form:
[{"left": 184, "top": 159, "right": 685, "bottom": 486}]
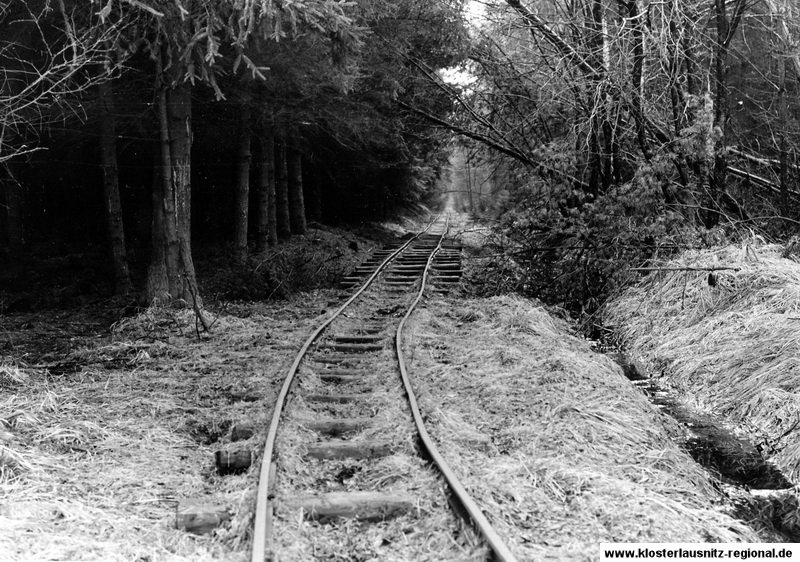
[
  {"left": 0, "top": 1, "right": 122, "bottom": 163},
  {"left": 1, "top": 1, "right": 128, "bottom": 269}
]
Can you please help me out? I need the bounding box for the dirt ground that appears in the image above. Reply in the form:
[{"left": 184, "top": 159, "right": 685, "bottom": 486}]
[
  {"left": 0, "top": 294, "right": 341, "bottom": 561},
  {"left": 0, "top": 227, "right": 775, "bottom": 561}
]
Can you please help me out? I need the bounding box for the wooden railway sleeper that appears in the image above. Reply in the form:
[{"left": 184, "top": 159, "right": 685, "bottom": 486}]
[
  {"left": 304, "top": 439, "right": 396, "bottom": 461},
  {"left": 332, "top": 335, "right": 383, "bottom": 343},
  {"left": 283, "top": 492, "right": 416, "bottom": 523},
  {"left": 320, "top": 342, "right": 383, "bottom": 353},
  {"left": 300, "top": 417, "right": 373, "bottom": 436}
]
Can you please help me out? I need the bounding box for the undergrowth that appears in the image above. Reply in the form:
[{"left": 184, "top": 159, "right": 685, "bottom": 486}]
[
  {"left": 197, "top": 226, "right": 372, "bottom": 302},
  {"left": 467, "top": 160, "right": 734, "bottom": 322}
]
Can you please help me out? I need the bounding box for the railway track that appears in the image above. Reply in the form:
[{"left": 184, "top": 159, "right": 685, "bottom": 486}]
[{"left": 251, "top": 213, "right": 517, "bottom": 561}]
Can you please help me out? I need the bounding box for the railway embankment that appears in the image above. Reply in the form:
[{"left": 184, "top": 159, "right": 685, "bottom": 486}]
[{"left": 404, "top": 294, "right": 759, "bottom": 560}]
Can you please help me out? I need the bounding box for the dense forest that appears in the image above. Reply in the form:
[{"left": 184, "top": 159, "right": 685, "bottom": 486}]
[
  {"left": 1, "top": 0, "right": 799, "bottom": 318},
  {"left": 448, "top": 0, "right": 800, "bottom": 318}
]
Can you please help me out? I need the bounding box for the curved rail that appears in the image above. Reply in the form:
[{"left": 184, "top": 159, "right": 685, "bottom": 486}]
[
  {"left": 250, "top": 221, "right": 437, "bottom": 562},
  {"left": 394, "top": 219, "right": 519, "bottom": 562}
]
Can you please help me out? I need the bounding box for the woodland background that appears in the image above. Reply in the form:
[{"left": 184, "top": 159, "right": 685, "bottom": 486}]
[{"left": 1, "top": 0, "right": 798, "bottom": 321}]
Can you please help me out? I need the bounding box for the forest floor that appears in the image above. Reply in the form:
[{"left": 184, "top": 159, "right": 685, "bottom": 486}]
[{"left": 0, "top": 218, "right": 795, "bottom": 561}]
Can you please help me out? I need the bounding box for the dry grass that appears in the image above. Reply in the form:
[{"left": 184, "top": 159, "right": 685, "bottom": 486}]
[
  {"left": 0, "top": 292, "right": 336, "bottom": 561},
  {"left": 405, "top": 294, "right": 757, "bottom": 560},
  {"left": 604, "top": 238, "right": 800, "bottom": 481}
]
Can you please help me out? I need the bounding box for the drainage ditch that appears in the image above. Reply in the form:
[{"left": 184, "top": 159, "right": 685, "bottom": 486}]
[{"left": 610, "top": 352, "right": 800, "bottom": 542}]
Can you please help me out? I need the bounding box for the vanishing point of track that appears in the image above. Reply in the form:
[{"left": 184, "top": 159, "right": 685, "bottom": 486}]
[{"left": 251, "top": 213, "right": 518, "bottom": 562}]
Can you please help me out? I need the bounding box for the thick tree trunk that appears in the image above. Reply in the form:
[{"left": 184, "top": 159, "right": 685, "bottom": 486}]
[
  {"left": 98, "top": 79, "right": 133, "bottom": 294},
  {"left": 255, "top": 126, "right": 277, "bottom": 251},
  {"left": 234, "top": 103, "right": 251, "bottom": 262},
  {"left": 147, "top": 136, "right": 168, "bottom": 303},
  {"left": 169, "top": 83, "right": 202, "bottom": 310},
  {"left": 147, "top": 62, "right": 204, "bottom": 317},
  {"left": 287, "top": 146, "right": 307, "bottom": 235},
  {"left": 275, "top": 139, "right": 291, "bottom": 239}
]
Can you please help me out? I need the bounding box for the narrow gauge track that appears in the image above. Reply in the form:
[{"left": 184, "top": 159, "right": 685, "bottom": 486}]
[{"left": 251, "top": 214, "right": 517, "bottom": 561}]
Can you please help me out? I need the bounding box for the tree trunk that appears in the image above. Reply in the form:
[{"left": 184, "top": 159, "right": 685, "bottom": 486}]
[
  {"left": 464, "top": 154, "right": 474, "bottom": 213},
  {"left": 98, "top": 79, "right": 133, "bottom": 294},
  {"left": 707, "top": 0, "right": 746, "bottom": 227},
  {"left": 170, "top": 83, "right": 202, "bottom": 310},
  {"left": 255, "top": 126, "right": 277, "bottom": 251},
  {"left": 275, "top": 139, "right": 291, "bottom": 239},
  {"left": 146, "top": 59, "right": 204, "bottom": 316},
  {"left": 147, "top": 132, "right": 168, "bottom": 303},
  {"left": 306, "top": 164, "right": 323, "bottom": 223},
  {"left": 706, "top": 0, "right": 728, "bottom": 227},
  {"left": 2, "top": 163, "right": 24, "bottom": 260},
  {"left": 625, "top": 0, "right": 651, "bottom": 160},
  {"left": 234, "top": 103, "right": 251, "bottom": 262},
  {"left": 287, "top": 146, "right": 307, "bottom": 235}
]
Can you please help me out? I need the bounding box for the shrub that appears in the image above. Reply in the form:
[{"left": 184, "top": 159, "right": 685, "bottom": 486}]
[{"left": 497, "top": 156, "right": 696, "bottom": 318}]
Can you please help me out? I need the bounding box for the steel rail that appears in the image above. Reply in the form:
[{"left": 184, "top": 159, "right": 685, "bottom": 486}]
[
  {"left": 251, "top": 219, "right": 438, "bottom": 562},
  {"left": 394, "top": 217, "right": 520, "bottom": 562}
]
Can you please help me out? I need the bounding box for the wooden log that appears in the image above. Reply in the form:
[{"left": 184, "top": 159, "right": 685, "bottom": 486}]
[
  {"left": 176, "top": 503, "right": 231, "bottom": 534},
  {"left": 301, "top": 417, "right": 373, "bottom": 436},
  {"left": 319, "top": 373, "right": 363, "bottom": 384},
  {"left": 283, "top": 491, "right": 415, "bottom": 522},
  {"left": 729, "top": 146, "right": 800, "bottom": 174},
  {"left": 305, "top": 439, "right": 393, "bottom": 460},
  {"left": 630, "top": 266, "right": 740, "bottom": 272},
  {"left": 215, "top": 449, "right": 252, "bottom": 475},
  {"left": 304, "top": 393, "right": 364, "bottom": 403},
  {"left": 230, "top": 422, "right": 255, "bottom": 442}
]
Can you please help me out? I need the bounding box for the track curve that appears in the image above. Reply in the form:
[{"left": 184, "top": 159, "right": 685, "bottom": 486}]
[{"left": 251, "top": 213, "right": 517, "bottom": 561}]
